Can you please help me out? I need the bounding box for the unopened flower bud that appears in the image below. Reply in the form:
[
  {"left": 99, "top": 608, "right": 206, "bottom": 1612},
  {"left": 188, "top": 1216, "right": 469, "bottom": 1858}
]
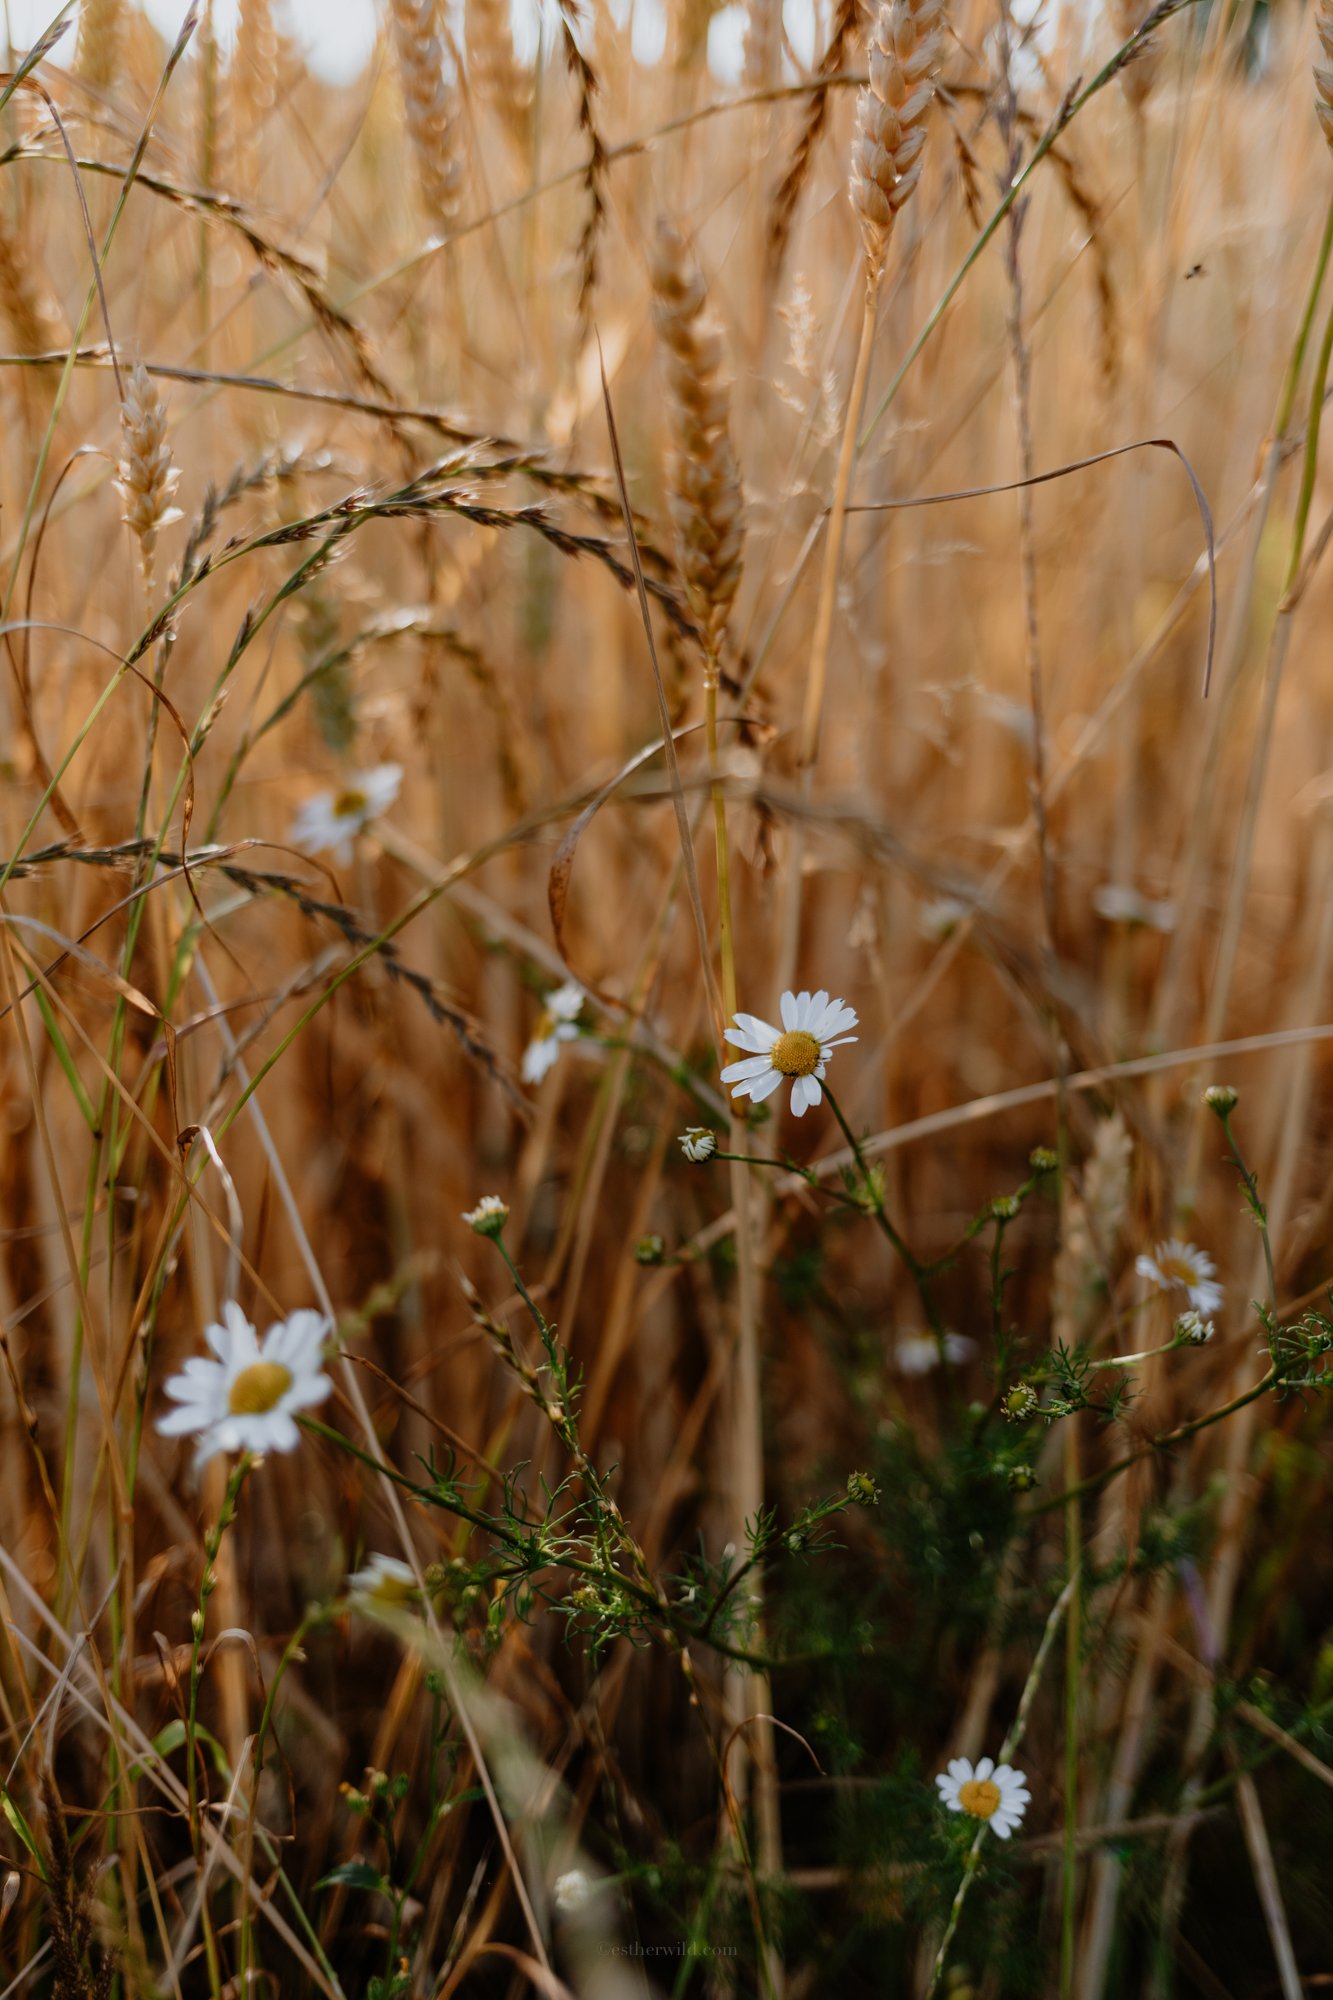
[
  {"left": 462, "top": 1195, "right": 509, "bottom": 1238},
  {"left": 1002, "top": 1383, "right": 1040, "bottom": 1422},
  {"left": 1203, "top": 1084, "right": 1239, "bottom": 1118}
]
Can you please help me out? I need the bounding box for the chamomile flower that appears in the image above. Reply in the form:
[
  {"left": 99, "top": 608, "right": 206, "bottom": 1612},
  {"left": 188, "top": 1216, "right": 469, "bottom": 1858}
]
[
  {"left": 935, "top": 1756, "right": 1029, "bottom": 1839},
  {"left": 156, "top": 1301, "right": 333, "bottom": 1470},
  {"left": 895, "top": 1332, "right": 978, "bottom": 1376},
  {"left": 347, "top": 1553, "right": 418, "bottom": 1606},
  {"left": 721, "top": 989, "right": 858, "bottom": 1119},
  {"left": 462, "top": 1195, "right": 509, "bottom": 1237},
  {"left": 679, "top": 1127, "right": 717, "bottom": 1162},
  {"left": 521, "top": 982, "right": 584, "bottom": 1085},
  {"left": 290, "top": 763, "right": 403, "bottom": 864},
  {"left": 1135, "top": 1239, "right": 1224, "bottom": 1316}
]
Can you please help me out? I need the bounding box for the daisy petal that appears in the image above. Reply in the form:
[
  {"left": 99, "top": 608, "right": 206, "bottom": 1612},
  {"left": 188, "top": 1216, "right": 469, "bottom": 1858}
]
[
  {"left": 748, "top": 1067, "right": 786, "bottom": 1103},
  {"left": 729, "top": 1014, "right": 780, "bottom": 1049},
  {"left": 722, "top": 1055, "right": 779, "bottom": 1083}
]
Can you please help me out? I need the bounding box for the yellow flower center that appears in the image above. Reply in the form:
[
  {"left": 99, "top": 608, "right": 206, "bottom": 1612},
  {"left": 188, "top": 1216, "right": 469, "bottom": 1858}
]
[
  {"left": 959, "top": 1778, "right": 1001, "bottom": 1821},
  {"left": 771, "top": 1030, "right": 821, "bottom": 1077},
  {"left": 1159, "top": 1254, "right": 1200, "bottom": 1286},
  {"left": 228, "top": 1361, "right": 293, "bottom": 1416},
  {"left": 333, "top": 788, "right": 369, "bottom": 820}
]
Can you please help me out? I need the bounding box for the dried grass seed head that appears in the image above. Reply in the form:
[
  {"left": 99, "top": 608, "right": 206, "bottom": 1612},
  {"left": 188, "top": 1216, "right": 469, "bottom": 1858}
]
[
  {"left": 77, "top": 0, "right": 125, "bottom": 89},
  {"left": 391, "top": 0, "right": 465, "bottom": 222},
  {"left": 852, "top": 0, "right": 946, "bottom": 272},
  {"left": 117, "top": 363, "right": 182, "bottom": 579},
  {"left": 649, "top": 221, "right": 744, "bottom": 655}
]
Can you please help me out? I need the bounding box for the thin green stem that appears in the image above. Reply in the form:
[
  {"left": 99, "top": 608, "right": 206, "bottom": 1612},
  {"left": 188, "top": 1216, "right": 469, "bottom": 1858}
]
[{"left": 823, "top": 1084, "right": 946, "bottom": 1337}]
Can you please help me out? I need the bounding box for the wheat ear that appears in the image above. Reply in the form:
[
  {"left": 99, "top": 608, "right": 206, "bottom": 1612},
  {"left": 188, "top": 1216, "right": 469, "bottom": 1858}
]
[
  {"left": 1316, "top": 0, "right": 1333, "bottom": 150},
  {"left": 390, "top": 0, "right": 464, "bottom": 224},
  {"left": 852, "top": 0, "right": 946, "bottom": 277},
  {"left": 649, "top": 222, "right": 745, "bottom": 664},
  {"left": 465, "top": 0, "right": 531, "bottom": 138},
  {"left": 117, "top": 364, "right": 182, "bottom": 587},
  {"left": 77, "top": 0, "right": 124, "bottom": 89}
]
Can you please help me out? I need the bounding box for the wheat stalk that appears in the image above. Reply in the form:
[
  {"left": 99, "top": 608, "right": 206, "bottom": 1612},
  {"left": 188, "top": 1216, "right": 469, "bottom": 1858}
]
[
  {"left": 116, "top": 363, "right": 182, "bottom": 586},
  {"left": 390, "top": 0, "right": 464, "bottom": 224},
  {"left": 852, "top": 0, "right": 946, "bottom": 276}
]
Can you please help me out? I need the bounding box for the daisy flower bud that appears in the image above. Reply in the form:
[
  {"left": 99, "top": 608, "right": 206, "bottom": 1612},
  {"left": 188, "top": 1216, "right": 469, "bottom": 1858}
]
[
  {"left": 1174, "top": 1310, "right": 1214, "bottom": 1347},
  {"left": 679, "top": 1127, "right": 717, "bottom": 1162},
  {"left": 1002, "top": 1383, "right": 1040, "bottom": 1422},
  {"left": 462, "top": 1195, "right": 509, "bottom": 1238}
]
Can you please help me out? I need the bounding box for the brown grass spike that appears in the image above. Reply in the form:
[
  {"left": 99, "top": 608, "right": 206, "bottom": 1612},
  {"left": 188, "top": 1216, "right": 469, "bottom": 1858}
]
[{"left": 649, "top": 221, "right": 745, "bottom": 661}]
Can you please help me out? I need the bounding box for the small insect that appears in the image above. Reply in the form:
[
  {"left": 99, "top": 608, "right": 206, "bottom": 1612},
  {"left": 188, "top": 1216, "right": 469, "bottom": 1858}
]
[{"left": 1184, "top": 262, "right": 1207, "bottom": 279}]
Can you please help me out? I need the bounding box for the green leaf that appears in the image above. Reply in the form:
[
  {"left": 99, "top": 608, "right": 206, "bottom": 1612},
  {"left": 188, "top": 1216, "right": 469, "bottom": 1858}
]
[
  {"left": 316, "top": 1860, "right": 389, "bottom": 1895},
  {"left": 0, "top": 1786, "right": 49, "bottom": 1884}
]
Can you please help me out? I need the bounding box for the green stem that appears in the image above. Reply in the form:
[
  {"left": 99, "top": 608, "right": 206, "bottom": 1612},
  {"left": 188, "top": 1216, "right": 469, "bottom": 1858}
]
[{"left": 823, "top": 1085, "right": 946, "bottom": 1337}]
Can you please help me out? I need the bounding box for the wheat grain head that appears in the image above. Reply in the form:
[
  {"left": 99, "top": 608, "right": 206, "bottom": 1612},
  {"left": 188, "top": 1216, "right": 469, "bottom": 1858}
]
[
  {"left": 852, "top": 0, "right": 945, "bottom": 276},
  {"left": 649, "top": 222, "right": 744, "bottom": 661}
]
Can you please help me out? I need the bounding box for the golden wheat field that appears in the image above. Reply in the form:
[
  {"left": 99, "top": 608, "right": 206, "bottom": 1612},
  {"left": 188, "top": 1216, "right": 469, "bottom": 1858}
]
[{"left": 1, "top": 0, "right": 1333, "bottom": 1992}]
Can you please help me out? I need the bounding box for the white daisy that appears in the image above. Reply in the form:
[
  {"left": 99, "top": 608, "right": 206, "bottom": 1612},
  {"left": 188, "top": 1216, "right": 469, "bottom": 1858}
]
[
  {"left": 520, "top": 982, "right": 584, "bottom": 1085},
  {"left": 895, "top": 1331, "right": 978, "bottom": 1376},
  {"left": 1135, "top": 1238, "right": 1224, "bottom": 1316},
  {"left": 935, "top": 1756, "right": 1029, "bottom": 1840},
  {"left": 290, "top": 763, "right": 403, "bottom": 864},
  {"left": 721, "top": 989, "right": 858, "bottom": 1119},
  {"left": 157, "top": 1300, "right": 333, "bottom": 1470},
  {"left": 679, "top": 1127, "right": 717, "bottom": 1162},
  {"left": 347, "top": 1553, "right": 419, "bottom": 1606}
]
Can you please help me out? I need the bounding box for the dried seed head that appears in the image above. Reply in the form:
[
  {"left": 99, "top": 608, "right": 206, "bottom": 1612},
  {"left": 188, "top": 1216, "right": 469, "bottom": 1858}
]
[
  {"left": 1317, "top": 0, "right": 1333, "bottom": 152},
  {"left": 851, "top": 0, "right": 945, "bottom": 273},
  {"left": 390, "top": 0, "right": 464, "bottom": 223},
  {"left": 650, "top": 222, "right": 745, "bottom": 658},
  {"left": 116, "top": 364, "right": 182, "bottom": 584},
  {"left": 466, "top": 0, "right": 532, "bottom": 135},
  {"left": 77, "top": 0, "right": 124, "bottom": 89},
  {"left": 1109, "top": 0, "right": 1161, "bottom": 110}
]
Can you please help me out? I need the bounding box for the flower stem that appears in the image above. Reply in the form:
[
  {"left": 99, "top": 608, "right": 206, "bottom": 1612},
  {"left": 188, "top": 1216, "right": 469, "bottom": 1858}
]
[
  {"left": 823, "top": 1084, "right": 945, "bottom": 1338},
  {"left": 187, "top": 1452, "right": 251, "bottom": 2000}
]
